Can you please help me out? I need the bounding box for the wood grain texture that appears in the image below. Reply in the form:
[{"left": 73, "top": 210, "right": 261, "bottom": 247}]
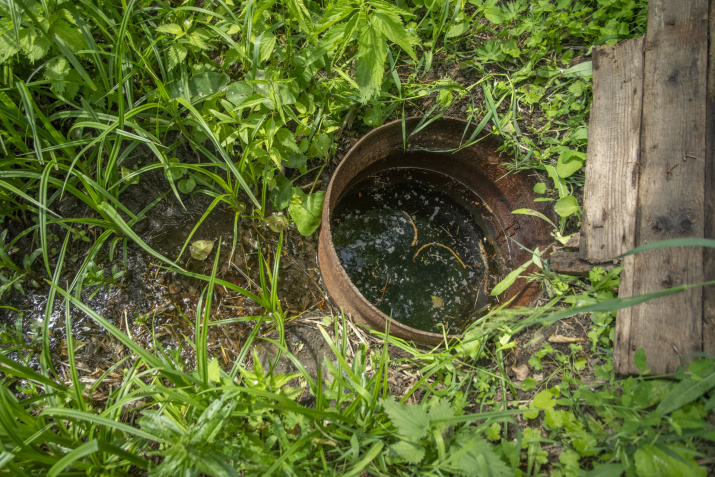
[
  {"left": 580, "top": 37, "right": 644, "bottom": 262},
  {"left": 549, "top": 251, "right": 615, "bottom": 275},
  {"left": 615, "top": 0, "right": 708, "bottom": 375},
  {"left": 704, "top": 0, "right": 715, "bottom": 355}
]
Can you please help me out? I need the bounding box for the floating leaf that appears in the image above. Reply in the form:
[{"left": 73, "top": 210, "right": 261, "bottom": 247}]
[
  {"left": 266, "top": 214, "right": 289, "bottom": 233},
  {"left": 190, "top": 240, "right": 215, "bottom": 261},
  {"left": 431, "top": 295, "right": 444, "bottom": 308}
]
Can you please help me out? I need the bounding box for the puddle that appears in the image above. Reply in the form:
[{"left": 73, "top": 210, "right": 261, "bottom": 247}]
[{"left": 330, "top": 166, "right": 504, "bottom": 333}]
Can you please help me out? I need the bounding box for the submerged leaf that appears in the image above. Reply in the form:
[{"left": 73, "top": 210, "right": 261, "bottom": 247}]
[
  {"left": 190, "top": 240, "right": 215, "bottom": 261},
  {"left": 266, "top": 214, "right": 289, "bottom": 233}
]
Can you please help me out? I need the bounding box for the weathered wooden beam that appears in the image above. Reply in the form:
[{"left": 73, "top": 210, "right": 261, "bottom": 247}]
[
  {"left": 549, "top": 251, "right": 615, "bottom": 276},
  {"left": 614, "top": 0, "right": 708, "bottom": 375},
  {"left": 580, "top": 37, "right": 644, "bottom": 262},
  {"left": 704, "top": 0, "right": 715, "bottom": 356}
]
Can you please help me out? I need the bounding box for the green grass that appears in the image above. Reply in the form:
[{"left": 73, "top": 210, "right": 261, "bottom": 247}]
[{"left": 0, "top": 0, "right": 713, "bottom": 475}]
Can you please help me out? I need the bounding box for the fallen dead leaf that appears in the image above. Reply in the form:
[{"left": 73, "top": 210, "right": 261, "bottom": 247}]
[
  {"left": 548, "top": 334, "right": 584, "bottom": 343},
  {"left": 511, "top": 364, "right": 529, "bottom": 381}
]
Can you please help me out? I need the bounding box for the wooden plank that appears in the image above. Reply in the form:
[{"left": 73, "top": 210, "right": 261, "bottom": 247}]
[
  {"left": 614, "top": 0, "right": 708, "bottom": 375},
  {"left": 549, "top": 251, "right": 615, "bottom": 276},
  {"left": 580, "top": 37, "right": 644, "bottom": 262},
  {"left": 705, "top": 0, "right": 715, "bottom": 356}
]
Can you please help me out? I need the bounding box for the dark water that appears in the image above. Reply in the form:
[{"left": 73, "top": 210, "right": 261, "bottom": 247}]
[{"left": 331, "top": 168, "right": 504, "bottom": 333}]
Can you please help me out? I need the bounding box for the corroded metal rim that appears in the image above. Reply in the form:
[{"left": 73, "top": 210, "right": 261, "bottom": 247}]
[{"left": 318, "top": 117, "right": 553, "bottom": 345}]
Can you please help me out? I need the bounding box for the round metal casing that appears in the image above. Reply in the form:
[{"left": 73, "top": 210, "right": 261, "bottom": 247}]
[{"left": 318, "top": 118, "right": 553, "bottom": 345}]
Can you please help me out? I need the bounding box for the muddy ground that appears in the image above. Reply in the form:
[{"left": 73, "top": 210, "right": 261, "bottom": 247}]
[{"left": 0, "top": 65, "right": 595, "bottom": 437}]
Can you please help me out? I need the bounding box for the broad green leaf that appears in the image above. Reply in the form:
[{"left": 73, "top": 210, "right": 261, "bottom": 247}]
[
  {"left": 485, "top": 423, "right": 501, "bottom": 441},
  {"left": 190, "top": 72, "right": 229, "bottom": 97},
  {"left": 259, "top": 31, "right": 276, "bottom": 63},
  {"left": 313, "top": 1, "right": 355, "bottom": 35},
  {"left": 51, "top": 19, "right": 86, "bottom": 51},
  {"left": 372, "top": 12, "right": 417, "bottom": 60},
  {"left": 276, "top": 128, "right": 301, "bottom": 153},
  {"left": 157, "top": 23, "right": 184, "bottom": 36},
  {"left": 285, "top": 0, "right": 313, "bottom": 34},
  {"left": 0, "top": 34, "right": 20, "bottom": 64},
  {"left": 44, "top": 57, "right": 71, "bottom": 81},
  {"left": 391, "top": 441, "right": 425, "bottom": 464},
  {"left": 270, "top": 175, "right": 293, "bottom": 209},
  {"left": 167, "top": 44, "right": 187, "bottom": 71},
  {"left": 289, "top": 189, "right": 325, "bottom": 236},
  {"left": 556, "top": 149, "right": 585, "bottom": 178},
  {"left": 450, "top": 435, "right": 511, "bottom": 476},
  {"left": 446, "top": 22, "right": 469, "bottom": 38},
  {"left": 309, "top": 133, "right": 331, "bottom": 159},
  {"left": 19, "top": 28, "right": 50, "bottom": 62},
  {"left": 305, "top": 23, "right": 348, "bottom": 66},
  {"left": 190, "top": 240, "right": 215, "bottom": 261},
  {"left": 178, "top": 177, "right": 196, "bottom": 194},
  {"left": 484, "top": 6, "right": 505, "bottom": 24},
  {"left": 634, "top": 444, "right": 706, "bottom": 477},
  {"left": 532, "top": 389, "right": 556, "bottom": 409},
  {"left": 563, "top": 61, "right": 593, "bottom": 78},
  {"left": 544, "top": 408, "right": 565, "bottom": 428},
  {"left": 356, "top": 25, "right": 387, "bottom": 103},
  {"left": 554, "top": 195, "right": 580, "bottom": 218},
  {"left": 226, "top": 81, "right": 254, "bottom": 106},
  {"left": 568, "top": 80, "right": 585, "bottom": 97},
  {"left": 657, "top": 369, "right": 715, "bottom": 415},
  {"left": 187, "top": 29, "right": 212, "bottom": 50},
  {"left": 427, "top": 399, "right": 455, "bottom": 432},
  {"left": 381, "top": 397, "right": 430, "bottom": 440},
  {"left": 207, "top": 358, "right": 221, "bottom": 383},
  {"left": 533, "top": 182, "right": 546, "bottom": 194}
]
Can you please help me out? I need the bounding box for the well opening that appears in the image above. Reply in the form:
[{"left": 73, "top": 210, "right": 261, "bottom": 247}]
[{"left": 318, "top": 118, "right": 553, "bottom": 345}]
